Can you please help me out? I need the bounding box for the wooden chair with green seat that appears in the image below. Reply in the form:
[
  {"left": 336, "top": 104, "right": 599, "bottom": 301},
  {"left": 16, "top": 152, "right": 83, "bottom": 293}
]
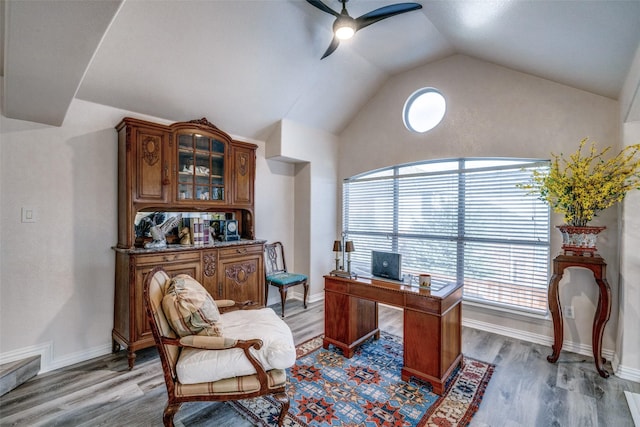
[{"left": 264, "top": 242, "right": 309, "bottom": 317}]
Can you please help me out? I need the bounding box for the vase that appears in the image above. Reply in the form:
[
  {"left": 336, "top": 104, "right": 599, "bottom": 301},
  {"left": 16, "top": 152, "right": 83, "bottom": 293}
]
[{"left": 556, "top": 225, "right": 606, "bottom": 255}]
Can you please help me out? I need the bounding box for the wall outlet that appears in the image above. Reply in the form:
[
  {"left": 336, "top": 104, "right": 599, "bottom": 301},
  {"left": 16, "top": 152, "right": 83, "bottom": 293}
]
[{"left": 564, "top": 305, "right": 575, "bottom": 319}]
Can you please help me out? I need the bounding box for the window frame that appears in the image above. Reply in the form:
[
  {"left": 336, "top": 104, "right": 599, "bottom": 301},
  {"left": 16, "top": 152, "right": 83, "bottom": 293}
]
[
  {"left": 402, "top": 87, "right": 447, "bottom": 133},
  {"left": 342, "top": 157, "right": 551, "bottom": 315}
]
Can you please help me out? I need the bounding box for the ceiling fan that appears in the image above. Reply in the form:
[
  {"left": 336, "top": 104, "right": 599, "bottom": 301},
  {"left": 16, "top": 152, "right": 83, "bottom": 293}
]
[{"left": 306, "top": 0, "right": 423, "bottom": 59}]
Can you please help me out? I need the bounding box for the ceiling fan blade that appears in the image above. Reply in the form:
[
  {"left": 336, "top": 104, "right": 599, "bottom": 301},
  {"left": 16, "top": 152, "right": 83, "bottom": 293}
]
[
  {"left": 355, "top": 3, "right": 422, "bottom": 31},
  {"left": 321, "top": 36, "right": 340, "bottom": 59},
  {"left": 306, "top": 0, "right": 340, "bottom": 17}
]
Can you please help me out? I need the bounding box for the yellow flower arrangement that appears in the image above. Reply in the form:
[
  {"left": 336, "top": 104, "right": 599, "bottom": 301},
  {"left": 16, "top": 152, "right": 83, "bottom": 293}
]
[{"left": 520, "top": 138, "right": 640, "bottom": 227}]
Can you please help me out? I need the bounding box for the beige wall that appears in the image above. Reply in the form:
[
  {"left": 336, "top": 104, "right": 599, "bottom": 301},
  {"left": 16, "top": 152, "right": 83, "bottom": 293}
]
[
  {"left": 615, "top": 43, "right": 640, "bottom": 380},
  {"left": 266, "top": 119, "right": 339, "bottom": 301},
  {"left": 1, "top": 97, "right": 123, "bottom": 368},
  {"left": 339, "top": 55, "right": 623, "bottom": 366},
  {"left": 617, "top": 121, "right": 640, "bottom": 380}
]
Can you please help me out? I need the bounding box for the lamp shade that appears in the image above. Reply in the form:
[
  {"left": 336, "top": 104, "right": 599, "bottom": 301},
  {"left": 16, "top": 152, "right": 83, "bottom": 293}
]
[
  {"left": 345, "top": 241, "right": 355, "bottom": 252},
  {"left": 332, "top": 240, "right": 342, "bottom": 252}
]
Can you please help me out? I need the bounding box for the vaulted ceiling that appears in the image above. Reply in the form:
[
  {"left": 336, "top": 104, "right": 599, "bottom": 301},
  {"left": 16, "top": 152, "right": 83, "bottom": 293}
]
[{"left": 2, "top": 0, "right": 640, "bottom": 140}]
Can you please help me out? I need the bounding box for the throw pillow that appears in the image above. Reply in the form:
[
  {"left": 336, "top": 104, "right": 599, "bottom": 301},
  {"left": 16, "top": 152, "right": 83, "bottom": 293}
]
[{"left": 162, "top": 274, "right": 223, "bottom": 337}]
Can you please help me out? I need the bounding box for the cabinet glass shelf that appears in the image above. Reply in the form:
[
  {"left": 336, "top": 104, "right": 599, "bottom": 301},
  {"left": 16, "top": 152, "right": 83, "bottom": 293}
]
[{"left": 177, "top": 133, "right": 226, "bottom": 202}]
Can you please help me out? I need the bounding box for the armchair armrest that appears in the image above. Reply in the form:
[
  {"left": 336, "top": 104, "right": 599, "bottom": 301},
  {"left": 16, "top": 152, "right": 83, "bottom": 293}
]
[
  {"left": 179, "top": 335, "right": 244, "bottom": 350},
  {"left": 214, "top": 299, "right": 236, "bottom": 308},
  {"left": 180, "top": 336, "right": 265, "bottom": 352},
  {"left": 216, "top": 299, "right": 259, "bottom": 313}
]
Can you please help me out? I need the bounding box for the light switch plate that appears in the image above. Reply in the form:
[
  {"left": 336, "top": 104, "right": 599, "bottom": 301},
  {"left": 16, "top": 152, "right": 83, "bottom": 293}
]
[{"left": 21, "top": 207, "right": 36, "bottom": 223}]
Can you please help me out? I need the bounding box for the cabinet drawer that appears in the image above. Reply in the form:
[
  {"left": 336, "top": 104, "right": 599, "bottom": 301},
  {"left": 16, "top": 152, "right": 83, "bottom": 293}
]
[
  {"left": 218, "top": 244, "right": 262, "bottom": 259},
  {"left": 134, "top": 251, "right": 200, "bottom": 265}
]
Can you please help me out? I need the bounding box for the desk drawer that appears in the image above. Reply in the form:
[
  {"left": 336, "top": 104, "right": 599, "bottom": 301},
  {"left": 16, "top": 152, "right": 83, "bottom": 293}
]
[
  {"left": 325, "top": 279, "right": 348, "bottom": 293},
  {"left": 350, "top": 285, "right": 404, "bottom": 306},
  {"left": 405, "top": 294, "right": 441, "bottom": 315}
]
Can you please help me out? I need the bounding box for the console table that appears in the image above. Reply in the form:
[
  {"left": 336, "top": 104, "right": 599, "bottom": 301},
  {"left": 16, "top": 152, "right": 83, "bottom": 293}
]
[
  {"left": 546, "top": 254, "right": 611, "bottom": 378},
  {"left": 323, "top": 275, "right": 463, "bottom": 394}
]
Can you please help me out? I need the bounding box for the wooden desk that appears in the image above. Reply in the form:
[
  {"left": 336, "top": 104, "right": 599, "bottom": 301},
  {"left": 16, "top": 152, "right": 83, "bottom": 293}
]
[
  {"left": 323, "top": 275, "right": 463, "bottom": 394},
  {"left": 546, "top": 254, "right": 611, "bottom": 378}
]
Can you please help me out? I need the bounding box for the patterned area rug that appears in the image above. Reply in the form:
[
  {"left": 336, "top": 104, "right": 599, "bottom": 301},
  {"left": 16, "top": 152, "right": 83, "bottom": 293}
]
[{"left": 229, "top": 332, "right": 494, "bottom": 426}]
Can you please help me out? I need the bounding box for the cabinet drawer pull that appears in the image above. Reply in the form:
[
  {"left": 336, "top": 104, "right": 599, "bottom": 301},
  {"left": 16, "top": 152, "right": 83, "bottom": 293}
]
[
  {"left": 162, "top": 254, "right": 178, "bottom": 262},
  {"left": 236, "top": 248, "right": 247, "bottom": 254}
]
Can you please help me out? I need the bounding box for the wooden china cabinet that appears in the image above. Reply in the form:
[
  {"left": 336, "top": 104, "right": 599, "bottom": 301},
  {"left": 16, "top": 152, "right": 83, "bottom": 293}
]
[{"left": 112, "top": 117, "right": 264, "bottom": 369}]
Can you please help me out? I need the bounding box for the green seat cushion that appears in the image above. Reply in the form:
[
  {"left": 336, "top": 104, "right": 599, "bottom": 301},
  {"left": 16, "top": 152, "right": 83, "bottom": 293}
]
[{"left": 266, "top": 272, "right": 307, "bottom": 286}]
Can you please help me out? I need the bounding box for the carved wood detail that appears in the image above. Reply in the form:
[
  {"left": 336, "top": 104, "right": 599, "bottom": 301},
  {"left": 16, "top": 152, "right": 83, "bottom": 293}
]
[
  {"left": 238, "top": 152, "right": 248, "bottom": 176},
  {"left": 187, "top": 117, "right": 220, "bottom": 131},
  {"left": 204, "top": 253, "right": 217, "bottom": 277},
  {"left": 225, "top": 263, "right": 256, "bottom": 285},
  {"left": 142, "top": 136, "right": 160, "bottom": 166}
]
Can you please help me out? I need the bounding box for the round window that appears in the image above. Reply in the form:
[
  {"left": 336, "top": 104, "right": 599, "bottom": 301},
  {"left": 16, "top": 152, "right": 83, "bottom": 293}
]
[{"left": 403, "top": 88, "right": 446, "bottom": 133}]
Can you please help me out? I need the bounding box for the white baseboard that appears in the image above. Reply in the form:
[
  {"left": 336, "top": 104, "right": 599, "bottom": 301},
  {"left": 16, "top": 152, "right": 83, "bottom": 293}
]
[
  {"left": 625, "top": 391, "right": 640, "bottom": 427},
  {"left": 0, "top": 341, "right": 112, "bottom": 374},
  {"left": 613, "top": 354, "right": 640, "bottom": 383},
  {"left": 0, "top": 342, "right": 52, "bottom": 375},
  {"left": 287, "top": 289, "right": 324, "bottom": 304},
  {"left": 466, "top": 317, "right": 640, "bottom": 382},
  {"left": 45, "top": 343, "right": 113, "bottom": 373},
  {"left": 462, "top": 317, "right": 616, "bottom": 363}
]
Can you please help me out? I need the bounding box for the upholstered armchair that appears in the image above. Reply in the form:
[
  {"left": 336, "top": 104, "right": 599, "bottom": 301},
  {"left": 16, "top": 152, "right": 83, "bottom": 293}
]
[{"left": 143, "top": 266, "right": 295, "bottom": 427}]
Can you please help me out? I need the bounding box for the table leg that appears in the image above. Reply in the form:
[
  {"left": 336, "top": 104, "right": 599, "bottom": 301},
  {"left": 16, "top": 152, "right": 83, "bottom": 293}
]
[
  {"left": 592, "top": 277, "right": 611, "bottom": 378},
  {"left": 547, "top": 272, "right": 564, "bottom": 364}
]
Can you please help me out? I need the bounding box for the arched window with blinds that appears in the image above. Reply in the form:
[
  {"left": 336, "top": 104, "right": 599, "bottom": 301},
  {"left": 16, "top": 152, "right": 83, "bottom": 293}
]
[{"left": 343, "top": 158, "right": 550, "bottom": 314}]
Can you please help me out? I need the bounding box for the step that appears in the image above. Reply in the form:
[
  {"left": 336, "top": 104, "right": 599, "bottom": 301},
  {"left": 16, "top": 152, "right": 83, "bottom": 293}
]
[{"left": 0, "top": 356, "right": 41, "bottom": 396}]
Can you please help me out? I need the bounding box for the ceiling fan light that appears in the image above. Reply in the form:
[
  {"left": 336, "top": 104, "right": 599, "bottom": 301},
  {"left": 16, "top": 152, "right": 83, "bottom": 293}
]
[
  {"left": 333, "top": 16, "right": 355, "bottom": 40},
  {"left": 335, "top": 24, "right": 355, "bottom": 40}
]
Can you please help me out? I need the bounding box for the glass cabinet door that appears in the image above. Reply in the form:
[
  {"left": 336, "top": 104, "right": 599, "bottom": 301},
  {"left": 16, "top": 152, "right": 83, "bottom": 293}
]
[{"left": 177, "top": 133, "right": 225, "bottom": 201}]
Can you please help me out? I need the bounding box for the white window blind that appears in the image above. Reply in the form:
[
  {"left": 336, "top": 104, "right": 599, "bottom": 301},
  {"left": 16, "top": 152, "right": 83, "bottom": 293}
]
[{"left": 343, "top": 159, "right": 550, "bottom": 314}]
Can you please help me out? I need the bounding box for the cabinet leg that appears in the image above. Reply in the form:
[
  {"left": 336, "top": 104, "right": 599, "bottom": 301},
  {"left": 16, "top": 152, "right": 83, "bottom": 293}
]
[
  {"left": 112, "top": 339, "right": 121, "bottom": 353},
  {"left": 127, "top": 350, "right": 136, "bottom": 371}
]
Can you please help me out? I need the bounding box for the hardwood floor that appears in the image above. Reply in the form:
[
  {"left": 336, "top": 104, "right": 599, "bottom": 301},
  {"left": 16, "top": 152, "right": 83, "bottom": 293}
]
[{"left": 1, "top": 300, "right": 639, "bottom": 426}]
